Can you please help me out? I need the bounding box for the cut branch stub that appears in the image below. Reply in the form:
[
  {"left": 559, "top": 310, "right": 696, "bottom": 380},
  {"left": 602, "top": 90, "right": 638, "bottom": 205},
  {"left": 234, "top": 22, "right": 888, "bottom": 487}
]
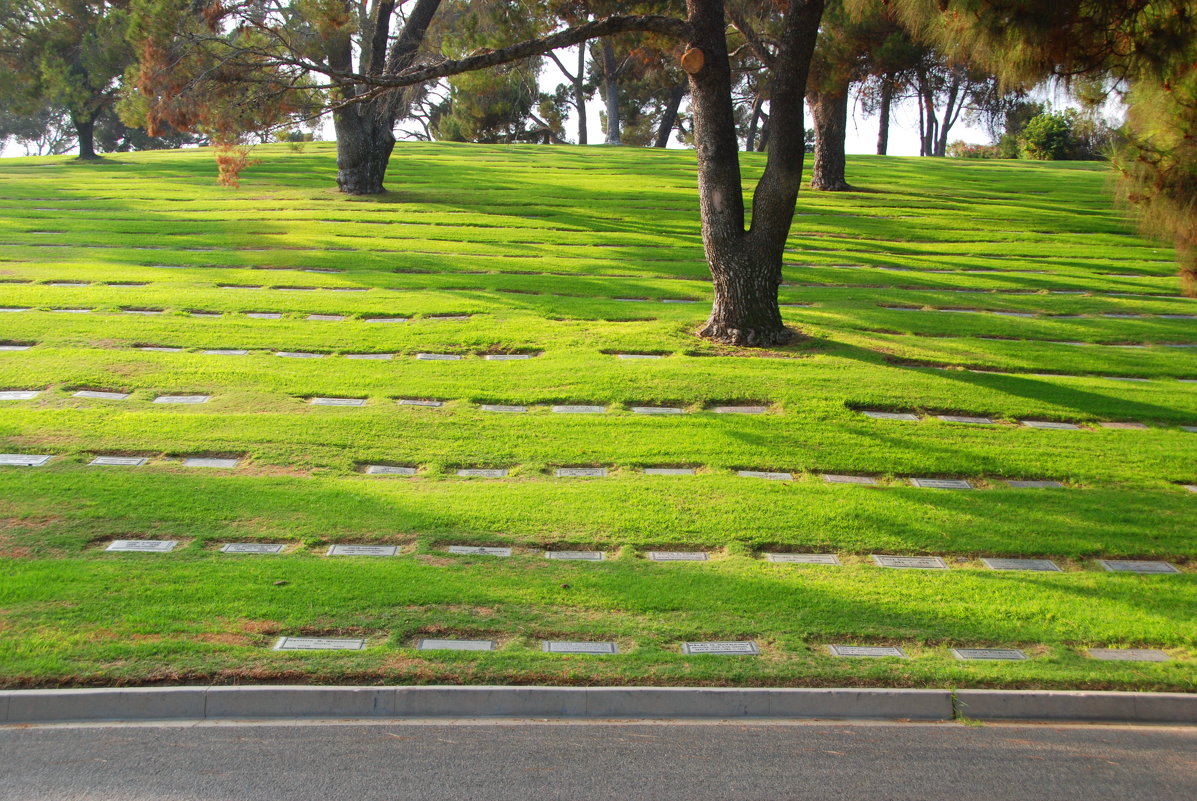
[{"left": 681, "top": 47, "right": 705, "bottom": 74}]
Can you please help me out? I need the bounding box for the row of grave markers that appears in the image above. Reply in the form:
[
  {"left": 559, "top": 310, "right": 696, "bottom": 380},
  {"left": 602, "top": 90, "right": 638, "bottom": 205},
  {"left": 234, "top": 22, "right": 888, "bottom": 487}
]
[
  {"left": 3, "top": 391, "right": 1195, "bottom": 436},
  {"left": 885, "top": 305, "right": 1197, "bottom": 321},
  {"left": 5, "top": 453, "right": 1196, "bottom": 494},
  {"left": 4, "top": 264, "right": 1186, "bottom": 300},
  {"left": 0, "top": 304, "right": 471, "bottom": 322},
  {"left": 859, "top": 410, "right": 1197, "bottom": 433},
  {"left": 270, "top": 637, "right": 1174, "bottom": 663},
  {"left": 4, "top": 339, "right": 1194, "bottom": 385},
  {"left": 95, "top": 540, "right": 1185, "bottom": 575}
]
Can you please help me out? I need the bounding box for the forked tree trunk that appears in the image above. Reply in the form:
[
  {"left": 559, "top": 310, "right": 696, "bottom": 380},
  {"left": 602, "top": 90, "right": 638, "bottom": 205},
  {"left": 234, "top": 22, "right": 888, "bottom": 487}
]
[
  {"left": 601, "top": 40, "right": 622, "bottom": 144},
  {"left": 654, "top": 84, "right": 686, "bottom": 148},
  {"left": 809, "top": 86, "right": 850, "bottom": 191},
  {"left": 74, "top": 114, "right": 99, "bottom": 160},
  {"left": 876, "top": 75, "right": 893, "bottom": 155},
  {"left": 686, "top": 0, "right": 824, "bottom": 346},
  {"left": 333, "top": 103, "right": 396, "bottom": 195}
]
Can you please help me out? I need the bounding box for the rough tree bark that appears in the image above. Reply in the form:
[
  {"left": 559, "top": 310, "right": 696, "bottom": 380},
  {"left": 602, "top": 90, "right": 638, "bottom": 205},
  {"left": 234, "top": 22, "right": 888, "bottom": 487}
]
[
  {"left": 809, "top": 84, "right": 850, "bottom": 191},
  {"left": 328, "top": 0, "right": 441, "bottom": 194},
  {"left": 687, "top": 0, "right": 824, "bottom": 346},
  {"left": 654, "top": 84, "right": 687, "bottom": 148},
  {"left": 876, "top": 74, "right": 893, "bottom": 155},
  {"left": 601, "top": 39, "right": 622, "bottom": 144},
  {"left": 73, "top": 113, "right": 99, "bottom": 160}
]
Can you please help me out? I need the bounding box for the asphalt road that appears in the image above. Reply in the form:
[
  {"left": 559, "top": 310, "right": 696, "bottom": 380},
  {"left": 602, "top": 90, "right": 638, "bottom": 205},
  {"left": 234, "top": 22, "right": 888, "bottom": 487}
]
[{"left": 1, "top": 720, "right": 1193, "bottom": 801}]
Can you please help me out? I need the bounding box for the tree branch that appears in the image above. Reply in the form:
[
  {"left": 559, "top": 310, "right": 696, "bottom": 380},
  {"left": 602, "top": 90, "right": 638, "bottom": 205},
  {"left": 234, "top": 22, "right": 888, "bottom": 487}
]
[{"left": 727, "top": 8, "right": 775, "bottom": 69}]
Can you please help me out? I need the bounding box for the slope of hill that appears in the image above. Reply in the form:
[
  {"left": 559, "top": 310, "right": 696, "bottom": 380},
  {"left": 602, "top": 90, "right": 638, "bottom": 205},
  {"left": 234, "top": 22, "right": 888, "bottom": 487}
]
[{"left": 0, "top": 143, "right": 1192, "bottom": 690}]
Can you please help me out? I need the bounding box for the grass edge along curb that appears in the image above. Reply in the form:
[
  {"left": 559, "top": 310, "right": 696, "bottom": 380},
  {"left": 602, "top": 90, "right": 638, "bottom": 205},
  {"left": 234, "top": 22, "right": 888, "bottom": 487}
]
[{"left": 2, "top": 686, "right": 1195, "bottom": 725}]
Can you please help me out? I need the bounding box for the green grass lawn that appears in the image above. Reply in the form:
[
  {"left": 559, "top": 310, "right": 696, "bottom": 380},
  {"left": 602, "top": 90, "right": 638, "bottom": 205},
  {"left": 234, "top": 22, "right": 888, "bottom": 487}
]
[{"left": 0, "top": 143, "right": 1193, "bottom": 691}]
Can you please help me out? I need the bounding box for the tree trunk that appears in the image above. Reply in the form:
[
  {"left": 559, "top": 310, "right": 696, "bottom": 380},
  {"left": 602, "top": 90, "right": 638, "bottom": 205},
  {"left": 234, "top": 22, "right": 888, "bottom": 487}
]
[
  {"left": 686, "top": 0, "right": 823, "bottom": 346},
  {"left": 74, "top": 114, "right": 99, "bottom": 160},
  {"left": 745, "top": 92, "right": 763, "bottom": 152},
  {"left": 601, "top": 39, "right": 621, "bottom": 145},
  {"left": 333, "top": 102, "right": 395, "bottom": 195},
  {"left": 575, "top": 45, "right": 588, "bottom": 145},
  {"left": 876, "top": 75, "right": 893, "bottom": 155},
  {"left": 654, "top": 84, "right": 686, "bottom": 148},
  {"left": 809, "top": 86, "right": 850, "bottom": 191},
  {"left": 756, "top": 111, "right": 770, "bottom": 151}
]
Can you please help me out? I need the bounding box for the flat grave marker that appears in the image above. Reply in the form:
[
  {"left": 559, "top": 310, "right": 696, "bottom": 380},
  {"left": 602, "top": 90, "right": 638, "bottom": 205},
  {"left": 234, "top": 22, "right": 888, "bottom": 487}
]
[
  {"left": 417, "top": 639, "right": 497, "bottom": 651},
  {"left": 764, "top": 553, "right": 841, "bottom": 565},
  {"left": 456, "top": 468, "right": 508, "bottom": 478},
  {"left": 1006, "top": 480, "right": 1066, "bottom": 489},
  {"left": 1185, "top": 485, "right": 1197, "bottom": 493},
  {"left": 416, "top": 353, "right": 462, "bottom": 361},
  {"left": 681, "top": 641, "right": 759, "bottom": 655},
  {"left": 327, "top": 544, "right": 399, "bottom": 557},
  {"left": 712, "top": 405, "right": 768, "bottom": 414},
  {"left": 74, "top": 390, "right": 131, "bottom": 400},
  {"left": 311, "top": 397, "right": 366, "bottom": 407},
  {"left": 872, "top": 554, "right": 949, "bottom": 570},
  {"left": 981, "top": 558, "right": 1061, "bottom": 572},
  {"left": 1097, "top": 559, "right": 1179, "bottom": 574},
  {"left": 106, "top": 540, "right": 177, "bottom": 553},
  {"left": 545, "top": 550, "right": 604, "bottom": 561},
  {"left": 1099, "top": 422, "right": 1149, "bottom": 430},
  {"left": 552, "top": 405, "right": 606, "bottom": 414},
  {"left": 952, "top": 648, "right": 1028, "bottom": 661},
  {"left": 365, "top": 465, "right": 417, "bottom": 476},
  {"left": 277, "top": 351, "right": 324, "bottom": 359},
  {"left": 273, "top": 637, "right": 365, "bottom": 651},
  {"left": 0, "top": 391, "right": 39, "bottom": 401},
  {"left": 246, "top": 312, "right": 283, "bottom": 319},
  {"left": 0, "top": 307, "right": 31, "bottom": 313},
  {"left": 862, "top": 411, "right": 920, "bottom": 421},
  {"left": 823, "top": 474, "right": 878, "bottom": 485},
  {"left": 202, "top": 349, "right": 248, "bottom": 356},
  {"left": 307, "top": 314, "right": 345, "bottom": 321},
  {"left": 630, "top": 405, "right": 687, "bottom": 415},
  {"left": 139, "top": 347, "right": 184, "bottom": 353},
  {"left": 481, "top": 404, "right": 527, "bottom": 413},
  {"left": 556, "top": 467, "right": 607, "bottom": 478},
  {"left": 1021, "top": 420, "right": 1082, "bottom": 430},
  {"left": 541, "top": 641, "right": 618, "bottom": 654},
  {"left": 154, "top": 395, "right": 209, "bottom": 404},
  {"left": 828, "top": 645, "right": 908, "bottom": 658},
  {"left": 616, "top": 353, "right": 664, "bottom": 360},
  {"left": 0, "top": 344, "right": 32, "bottom": 351},
  {"left": 90, "top": 456, "right": 147, "bottom": 467},
  {"left": 221, "top": 543, "right": 286, "bottom": 554},
  {"left": 447, "top": 546, "right": 513, "bottom": 557},
  {"left": 189, "top": 312, "right": 223, "bottom": 318},
  {"left": 910, "top": 478, "right": 974, "bottom": 490},
  {"left": 738, "top": 470, "right": 793, "bottom": 481},
  {"left": 1182, "top": 426, "right": 1197, "bottom": 433},
  {"left": 647, "top": 551, "right": 708, "bottom": 562},
  {"left": 483, "top": 354, "right": 533, "bottom": 361},
  {"left": 397, "top": 398, "right": 444, "bottom": 407},
  {"left": 937, "top": 415, "right": 996, "bottom": 424},
  {"left": 345, "top": 353, "right": 395, "bottom": 360},
  {"left": 364, "top": 317, "right": 409, "bottom": 324},
  {"left": 1088, "top": 648, "right": 1170, "bottom": 662},
  {"left": 644, "top": 467, "right": 696, "bottom": 476},
  {"left": 0, "top": 454, "right": 51, "bottom": 466},
  {"left": 182, "top": 457, "right": 239, "bottom": 469}
]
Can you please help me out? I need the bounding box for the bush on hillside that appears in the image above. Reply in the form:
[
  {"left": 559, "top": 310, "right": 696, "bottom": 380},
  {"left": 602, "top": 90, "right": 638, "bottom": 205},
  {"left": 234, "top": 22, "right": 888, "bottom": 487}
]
[
  {"left": 1018, "top": 109, "right": 1120, "bottom": 161},
  {"left": 947, "top": 141, "right": 1001, "bottom": 159}
]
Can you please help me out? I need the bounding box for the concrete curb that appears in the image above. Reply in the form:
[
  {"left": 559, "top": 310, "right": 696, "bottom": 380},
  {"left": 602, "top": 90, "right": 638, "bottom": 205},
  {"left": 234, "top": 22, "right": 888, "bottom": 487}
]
[
  {"left": 0, "top": 687, "right": 1191, "bottom": 725},
  {"left": 954, "top": 690, "right": 1197, "bottom": 724}
]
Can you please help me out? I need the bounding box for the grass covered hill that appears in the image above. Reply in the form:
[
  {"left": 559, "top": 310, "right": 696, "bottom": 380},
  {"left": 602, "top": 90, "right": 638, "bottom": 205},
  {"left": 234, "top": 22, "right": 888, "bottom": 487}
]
[{"left": 0, "top": 142, "right": 1193, "bottom": 691}]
